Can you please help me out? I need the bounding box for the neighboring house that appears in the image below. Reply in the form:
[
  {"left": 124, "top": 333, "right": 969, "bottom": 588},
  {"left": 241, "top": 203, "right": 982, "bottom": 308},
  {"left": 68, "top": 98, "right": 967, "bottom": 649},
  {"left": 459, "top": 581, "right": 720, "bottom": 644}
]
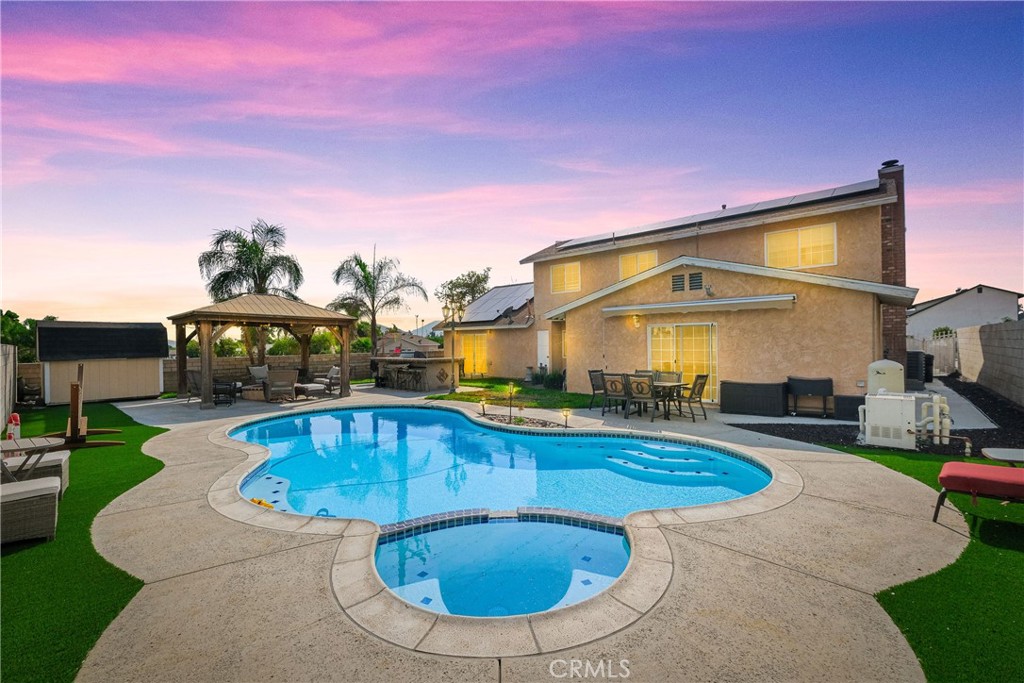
[
  {"left": 510, "top": 161, "right": 916, "bottom": 398},
  {"left": 437, "top": 283, "right": 535, "bottom": 378},
  {"left": 907, "top": 285, "right": 1022, "bottom": 338},
  {"left": 375, "top": 331, "right": 441, "bottom": 357}
]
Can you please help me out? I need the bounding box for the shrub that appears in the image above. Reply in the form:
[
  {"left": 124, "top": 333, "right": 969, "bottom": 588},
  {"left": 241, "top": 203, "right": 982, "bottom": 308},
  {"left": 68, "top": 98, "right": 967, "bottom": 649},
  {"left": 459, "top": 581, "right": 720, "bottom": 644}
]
[{"left": 544, "top": 372, "right": 564, "bottom": 390}]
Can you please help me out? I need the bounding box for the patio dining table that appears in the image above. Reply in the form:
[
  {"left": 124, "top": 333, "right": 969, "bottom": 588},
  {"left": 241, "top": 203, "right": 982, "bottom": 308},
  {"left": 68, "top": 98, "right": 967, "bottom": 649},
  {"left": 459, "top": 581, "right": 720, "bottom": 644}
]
[
  {"left": 1, "top": 437, "right": 66, "bottom": 483},
  {"left": 652, "top": 381, "right": 688, "bottom": 420}
]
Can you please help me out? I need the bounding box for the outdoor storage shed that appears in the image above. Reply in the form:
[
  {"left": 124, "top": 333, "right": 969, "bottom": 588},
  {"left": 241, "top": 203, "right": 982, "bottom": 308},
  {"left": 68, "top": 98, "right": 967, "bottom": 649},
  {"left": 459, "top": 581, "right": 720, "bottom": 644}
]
[{"left": 36, "top": 321, "right": 168, "bottom": 405}]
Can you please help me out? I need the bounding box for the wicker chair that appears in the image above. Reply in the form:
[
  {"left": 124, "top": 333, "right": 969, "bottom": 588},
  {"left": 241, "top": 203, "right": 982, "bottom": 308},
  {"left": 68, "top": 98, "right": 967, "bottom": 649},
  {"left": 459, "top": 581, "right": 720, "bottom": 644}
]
[
  {"left": 264, "top": 369, "right": 298, "bottom": 401},
  {"left": 1, "top": 477, "right": 61, "bottom": 544},
  {"left": 314, "top": 366, "right": 341, "bottom": 393},
  {"left": 587, "top": 370, "right": 606, "bottom": 410}
]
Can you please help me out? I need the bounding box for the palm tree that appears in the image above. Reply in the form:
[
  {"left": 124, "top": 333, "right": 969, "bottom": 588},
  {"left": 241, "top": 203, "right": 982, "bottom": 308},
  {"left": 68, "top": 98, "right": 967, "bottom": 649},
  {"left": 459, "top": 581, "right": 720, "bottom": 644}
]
[
  {"left": 198, "top": 218, "right": 304, "bottom": 365},
  {"left": 327, "top": 249, "right": 427, "bottom": 355}
]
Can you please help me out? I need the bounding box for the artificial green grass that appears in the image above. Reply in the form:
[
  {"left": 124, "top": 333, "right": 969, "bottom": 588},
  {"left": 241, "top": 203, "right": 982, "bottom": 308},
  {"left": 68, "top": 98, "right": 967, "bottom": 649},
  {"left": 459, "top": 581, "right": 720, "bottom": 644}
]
[
  {"left": 1, "top": 404, "right": 165, "bottom": 683},
  {"left": 427, "top": 377, "right": 595, "bottom": 410},
  {"left": 831, "top": 446, "right": 1023, "bottom": 682}
]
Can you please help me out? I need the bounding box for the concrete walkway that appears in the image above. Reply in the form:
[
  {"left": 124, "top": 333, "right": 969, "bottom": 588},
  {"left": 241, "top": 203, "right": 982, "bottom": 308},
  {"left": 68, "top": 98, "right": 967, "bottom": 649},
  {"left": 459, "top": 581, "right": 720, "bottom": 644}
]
[{"left": 79, "top": 390, "right": 971, "bottom": 682}]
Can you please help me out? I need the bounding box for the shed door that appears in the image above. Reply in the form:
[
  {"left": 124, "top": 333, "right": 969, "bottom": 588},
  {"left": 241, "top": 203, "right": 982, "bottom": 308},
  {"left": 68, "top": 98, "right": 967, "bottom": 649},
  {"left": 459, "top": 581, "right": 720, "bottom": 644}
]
[{"left": 537, "top": 330, "right": 550, "bottom": 370}]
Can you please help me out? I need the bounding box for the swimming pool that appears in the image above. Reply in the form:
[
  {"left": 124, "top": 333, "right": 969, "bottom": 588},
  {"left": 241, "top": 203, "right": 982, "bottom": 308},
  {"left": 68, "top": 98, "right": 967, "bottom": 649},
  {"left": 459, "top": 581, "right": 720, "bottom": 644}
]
[
  {"left": 375, "top": 518, "right": 629, "bottom": 617},
  {"left": 232, "top": 406, "right": 771, "bottom": 525}
]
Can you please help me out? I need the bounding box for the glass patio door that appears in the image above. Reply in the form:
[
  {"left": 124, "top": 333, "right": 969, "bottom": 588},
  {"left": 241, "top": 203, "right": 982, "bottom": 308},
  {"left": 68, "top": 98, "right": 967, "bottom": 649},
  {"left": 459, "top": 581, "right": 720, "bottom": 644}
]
[
  {"left": 648, "top": 323, "right": 717, "bottom": 401},
  {"left": 463, "top": 333, "right": 488, "bottom": 376}
]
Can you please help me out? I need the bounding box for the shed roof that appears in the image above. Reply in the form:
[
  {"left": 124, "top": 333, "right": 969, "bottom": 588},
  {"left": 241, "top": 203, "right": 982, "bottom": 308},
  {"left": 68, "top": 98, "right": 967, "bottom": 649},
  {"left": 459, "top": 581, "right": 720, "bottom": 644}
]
[
  {"left": 36, "top": 321, "right": 168, "bottom": 361},
  {"left": 168, "top": 294, "right": 354, "bottom": 326}
]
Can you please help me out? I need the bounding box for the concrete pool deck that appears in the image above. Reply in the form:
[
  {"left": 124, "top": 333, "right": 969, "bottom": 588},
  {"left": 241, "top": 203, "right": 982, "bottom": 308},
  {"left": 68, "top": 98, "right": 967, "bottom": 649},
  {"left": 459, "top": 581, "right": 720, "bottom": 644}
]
[{"left": 79, "top": 388, "right": 972, "bottom": 682}]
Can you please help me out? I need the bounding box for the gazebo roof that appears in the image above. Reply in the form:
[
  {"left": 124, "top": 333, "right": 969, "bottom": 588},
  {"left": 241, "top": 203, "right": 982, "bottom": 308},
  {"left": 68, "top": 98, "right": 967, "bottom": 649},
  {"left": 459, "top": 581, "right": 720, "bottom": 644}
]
[{"left": 169, "top": 293, "right": 355, "bottom": 326}]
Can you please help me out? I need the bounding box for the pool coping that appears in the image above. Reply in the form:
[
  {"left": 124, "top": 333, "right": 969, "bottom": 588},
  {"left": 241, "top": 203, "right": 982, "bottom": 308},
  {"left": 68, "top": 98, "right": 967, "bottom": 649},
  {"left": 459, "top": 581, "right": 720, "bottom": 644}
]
[{"left": 205, "top": 402, "right": 803, "bottom": 657}]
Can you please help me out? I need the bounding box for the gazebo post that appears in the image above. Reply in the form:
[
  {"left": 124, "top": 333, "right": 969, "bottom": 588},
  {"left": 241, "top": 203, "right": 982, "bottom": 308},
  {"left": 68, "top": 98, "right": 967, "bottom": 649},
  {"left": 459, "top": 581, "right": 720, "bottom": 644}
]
[
  {"left": 175, "top": 323, "right": 188, "bottom": 396},
  {"left": 340, "top": 323, "right": 351, "bottom": 398},
  {"left": 199, "top": 320, "right": 215, "bottom": 409},
  {"left": 299, "top": 332, "right": 311, "bottom": 382}
]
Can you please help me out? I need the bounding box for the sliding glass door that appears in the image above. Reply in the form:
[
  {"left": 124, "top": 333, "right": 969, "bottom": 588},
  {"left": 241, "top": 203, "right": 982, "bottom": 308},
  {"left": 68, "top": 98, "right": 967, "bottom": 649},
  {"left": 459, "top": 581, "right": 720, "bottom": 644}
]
[{"left": 648, "top": 323, "right": 717, "bottom": 401}]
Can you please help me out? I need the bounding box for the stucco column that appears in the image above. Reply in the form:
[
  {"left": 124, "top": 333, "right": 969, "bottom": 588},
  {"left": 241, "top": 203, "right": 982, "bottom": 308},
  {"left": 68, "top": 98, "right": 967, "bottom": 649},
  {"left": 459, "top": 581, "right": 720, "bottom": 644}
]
[{"left": 199, "top": 320, "right": 214, "bottom": 409}]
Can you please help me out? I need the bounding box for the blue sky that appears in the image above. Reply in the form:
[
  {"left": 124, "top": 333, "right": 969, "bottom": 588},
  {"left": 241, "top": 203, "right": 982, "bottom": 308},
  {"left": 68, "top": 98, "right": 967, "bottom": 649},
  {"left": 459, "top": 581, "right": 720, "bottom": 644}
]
[{"left": 2, "top": 1, "right": 1021, "bottom": 329}]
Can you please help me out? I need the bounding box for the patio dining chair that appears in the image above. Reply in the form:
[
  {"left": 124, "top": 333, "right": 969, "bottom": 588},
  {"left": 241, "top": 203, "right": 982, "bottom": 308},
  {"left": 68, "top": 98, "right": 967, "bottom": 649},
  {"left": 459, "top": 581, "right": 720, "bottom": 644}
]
[
  {"left": 625, "top": 374, "right": 662, "bottom": 422},
  {"left": 678, "top": 374, "right": 709, "bottom": 422},
  {"left": 601, "top": 373, "right": 629, "bottom": 416},
  {"left": 587, "top": 370, "right": 606, "bottom": 410},
  {"left": 185, "top": 370, "right": 202, "bottom": 403}
]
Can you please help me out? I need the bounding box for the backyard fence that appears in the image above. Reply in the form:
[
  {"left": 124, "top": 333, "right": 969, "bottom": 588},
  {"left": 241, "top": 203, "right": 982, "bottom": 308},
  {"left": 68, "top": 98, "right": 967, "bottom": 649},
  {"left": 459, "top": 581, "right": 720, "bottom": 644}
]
[
  {"left": 906, "top": 331, "right": 958, "bottom": 376},
  {"left": 956, "top": 319, "right": 1024, "bottom": 408}
]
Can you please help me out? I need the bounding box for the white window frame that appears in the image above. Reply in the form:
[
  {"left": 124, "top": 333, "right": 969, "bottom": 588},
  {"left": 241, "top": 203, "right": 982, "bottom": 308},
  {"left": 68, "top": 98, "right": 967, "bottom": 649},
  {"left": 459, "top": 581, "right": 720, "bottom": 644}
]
[
  {"left": 619, "top": 250, "right": 658, "bottom": 280},
  {"left": 764, "top": 223, "right": 837, "bottom": 270},
  {"left": 550, "top": 261, "right": 581, "bottom": 294}
]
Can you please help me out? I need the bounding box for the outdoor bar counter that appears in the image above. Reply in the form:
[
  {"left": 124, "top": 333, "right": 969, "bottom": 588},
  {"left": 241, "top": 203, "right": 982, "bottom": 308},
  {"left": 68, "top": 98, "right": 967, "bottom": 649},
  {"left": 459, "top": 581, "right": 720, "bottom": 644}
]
[{"left": 372, "top": 356, "right": 463, "bottom": 391}]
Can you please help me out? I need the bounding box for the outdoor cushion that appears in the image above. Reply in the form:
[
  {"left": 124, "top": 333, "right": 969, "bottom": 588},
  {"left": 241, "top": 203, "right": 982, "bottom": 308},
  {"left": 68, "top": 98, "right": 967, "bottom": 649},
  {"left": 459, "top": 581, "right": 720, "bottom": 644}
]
[
  {"left": 1, "top": 476, "right": 61, "bottom": 503},
  {"left": 938, "top": 461, "right": 1024, "bottom": 500},
  {"left": 2, "top": 451, "right": 70, "bottom": 496},
  {"left": 933, "top": 461, "right": 1024, "bottom": 522}
]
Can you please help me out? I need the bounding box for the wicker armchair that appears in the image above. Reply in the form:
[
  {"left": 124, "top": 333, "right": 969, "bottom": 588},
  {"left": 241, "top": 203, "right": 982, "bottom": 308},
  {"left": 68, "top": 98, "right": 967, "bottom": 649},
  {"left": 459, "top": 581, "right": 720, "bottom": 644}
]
[
  {"left": 1, "top": 477, "right": 61, "bottom": 544},
  {"left": 263, "top": 369, "right": 298, "bottom": 401}
]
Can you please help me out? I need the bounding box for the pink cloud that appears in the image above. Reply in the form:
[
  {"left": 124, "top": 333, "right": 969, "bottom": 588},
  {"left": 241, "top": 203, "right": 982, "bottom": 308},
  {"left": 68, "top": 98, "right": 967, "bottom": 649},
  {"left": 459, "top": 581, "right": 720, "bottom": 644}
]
[{"left": 907, "top": 181, "right": 1023, "bottom": 207}]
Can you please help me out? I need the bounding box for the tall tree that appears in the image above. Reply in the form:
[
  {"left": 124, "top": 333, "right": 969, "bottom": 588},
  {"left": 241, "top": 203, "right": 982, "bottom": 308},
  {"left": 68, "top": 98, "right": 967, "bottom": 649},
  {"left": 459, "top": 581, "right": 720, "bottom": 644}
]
[
  {"left": 327, "top": 249, "right": 427, "bottom": 354},
  {"left": 434, "top": 267, "right": 491, "bottom": 310},
  {"left": 197, "top": 218, "right": 304, "bottom": 365}
]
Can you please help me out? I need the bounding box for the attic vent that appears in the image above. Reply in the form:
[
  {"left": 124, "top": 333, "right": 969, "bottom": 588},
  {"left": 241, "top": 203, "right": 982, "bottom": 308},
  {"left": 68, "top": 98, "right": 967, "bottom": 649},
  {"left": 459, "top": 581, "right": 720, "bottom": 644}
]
[
  {"left": 671, "top": 275, "right": 686, "bottom": 292},
  {"left": 688, "top": 272, "right": 703, "bottom": 291}
]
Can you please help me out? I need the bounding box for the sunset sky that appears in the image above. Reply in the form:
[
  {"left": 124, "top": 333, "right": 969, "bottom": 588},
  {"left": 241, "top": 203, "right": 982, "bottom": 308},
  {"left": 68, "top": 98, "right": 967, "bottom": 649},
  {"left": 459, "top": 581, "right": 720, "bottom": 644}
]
[{"left": 2, "top": 1, "right": 1022, "bottom": 335}]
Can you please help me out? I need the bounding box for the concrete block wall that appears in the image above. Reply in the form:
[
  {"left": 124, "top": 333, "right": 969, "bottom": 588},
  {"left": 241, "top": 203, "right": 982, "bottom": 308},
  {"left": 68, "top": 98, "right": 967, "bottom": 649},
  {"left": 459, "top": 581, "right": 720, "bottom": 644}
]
[
  {"left": 17, "top": 362, "right": 42, "bottom": 388},
  {"left": 162, "top": 353, "right": 373, "bottom": 390},
  {"left": 957, "top": 320, "right": 1024, "bottom": 408}
]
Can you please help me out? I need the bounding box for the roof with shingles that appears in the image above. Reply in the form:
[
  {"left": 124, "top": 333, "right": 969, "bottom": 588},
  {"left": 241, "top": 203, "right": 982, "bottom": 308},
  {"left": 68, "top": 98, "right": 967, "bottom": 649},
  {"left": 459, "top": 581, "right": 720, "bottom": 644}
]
[{"left": 168, "top": 294, "right": 355, "bottom": 325}]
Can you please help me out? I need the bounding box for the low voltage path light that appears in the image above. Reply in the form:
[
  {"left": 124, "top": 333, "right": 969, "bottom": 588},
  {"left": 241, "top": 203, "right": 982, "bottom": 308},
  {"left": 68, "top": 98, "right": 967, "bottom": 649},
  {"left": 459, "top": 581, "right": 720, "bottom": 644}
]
[
  {"left": 562, "top": 407, "right": 571, "bottom": 429},
  {"left": 508, "top": 381, "right": 516, "bottom": 421},
  {"left": 479, "top": 399, "right": 486, "bottom": 416}
]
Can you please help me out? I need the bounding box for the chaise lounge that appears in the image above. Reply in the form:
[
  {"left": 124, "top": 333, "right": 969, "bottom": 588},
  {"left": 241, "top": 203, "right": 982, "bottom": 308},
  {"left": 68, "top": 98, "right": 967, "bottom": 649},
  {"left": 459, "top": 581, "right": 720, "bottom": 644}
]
[{"left": 932, "top": 461, "right": 1024, "bottom": 522}]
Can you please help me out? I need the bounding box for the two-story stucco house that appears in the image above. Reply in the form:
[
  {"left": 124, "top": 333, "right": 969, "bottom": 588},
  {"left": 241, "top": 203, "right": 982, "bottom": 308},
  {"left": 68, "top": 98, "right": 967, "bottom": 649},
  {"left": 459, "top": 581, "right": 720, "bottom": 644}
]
[{"left": 514, "top": 161, "right": 917, "bottom": 399}]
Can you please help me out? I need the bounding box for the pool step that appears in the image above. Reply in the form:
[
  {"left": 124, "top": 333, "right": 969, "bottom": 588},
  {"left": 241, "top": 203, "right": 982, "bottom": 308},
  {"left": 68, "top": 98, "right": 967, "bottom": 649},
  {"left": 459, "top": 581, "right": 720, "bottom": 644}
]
[
  {"left": 605, "top": 455, "right": 720, "bottom": 478},
  {"left": 617, "top": 449, "right": 706, "bottom": 467}
]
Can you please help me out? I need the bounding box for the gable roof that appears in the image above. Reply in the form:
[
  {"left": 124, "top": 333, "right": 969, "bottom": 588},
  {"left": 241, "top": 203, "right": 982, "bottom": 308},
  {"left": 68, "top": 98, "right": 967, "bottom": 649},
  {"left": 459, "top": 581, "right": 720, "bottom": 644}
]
[
  {"left": 168, "top": 293, "right": 354, "bottom": 326},
  {"left": 543, "top": 255, "right": 918, "bottom": 320},
  {"left": 909, "top": 284, "right": 1023, "bottom": 316},
  {"left": 521, "top": 176, "right": 896, "bottom": 264}
]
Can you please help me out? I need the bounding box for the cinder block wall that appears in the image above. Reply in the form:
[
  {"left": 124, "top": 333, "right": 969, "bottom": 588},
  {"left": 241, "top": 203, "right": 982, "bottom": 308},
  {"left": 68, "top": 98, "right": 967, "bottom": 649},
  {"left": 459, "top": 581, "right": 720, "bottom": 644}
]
[
  {"left": 17, "top": 362, "right": 42, "bottom": 387},
  {"left": 161, "top": 353, "right": 373, "bottom": 389},
  {"left": 957, "top": 320, "right": 1024, "bottom": 408}
]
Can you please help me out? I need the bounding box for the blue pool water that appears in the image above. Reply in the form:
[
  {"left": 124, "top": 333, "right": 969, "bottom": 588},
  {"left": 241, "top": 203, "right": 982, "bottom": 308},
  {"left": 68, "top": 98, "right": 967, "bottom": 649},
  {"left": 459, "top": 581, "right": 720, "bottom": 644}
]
[
  {"left": 233, "top": 407, "right": 770, "bottom": 524},
  {"left": 375, "top": 520, "right": 630, "bottom": 616}
]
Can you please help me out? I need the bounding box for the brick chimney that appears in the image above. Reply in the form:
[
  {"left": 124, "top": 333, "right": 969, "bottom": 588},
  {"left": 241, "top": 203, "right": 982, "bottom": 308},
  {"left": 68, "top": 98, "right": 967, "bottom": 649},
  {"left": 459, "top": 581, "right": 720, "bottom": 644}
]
[{"left": 878, "top": 159, "right": 907, "bottom": 366}]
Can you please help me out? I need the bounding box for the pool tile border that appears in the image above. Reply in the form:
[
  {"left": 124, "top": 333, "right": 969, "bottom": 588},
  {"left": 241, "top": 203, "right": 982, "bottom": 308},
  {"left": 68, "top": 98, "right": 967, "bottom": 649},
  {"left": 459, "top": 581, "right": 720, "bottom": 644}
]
[{"left": 205, "top": 402, "right": 804, "bottom": 656}]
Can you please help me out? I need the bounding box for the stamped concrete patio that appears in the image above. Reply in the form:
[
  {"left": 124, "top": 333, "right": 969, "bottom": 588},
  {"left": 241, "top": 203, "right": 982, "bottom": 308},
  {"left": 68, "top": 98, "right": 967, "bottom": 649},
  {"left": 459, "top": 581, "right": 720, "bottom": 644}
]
[{"left": 78, "top": 388, "right": 972, "bottom": 682}]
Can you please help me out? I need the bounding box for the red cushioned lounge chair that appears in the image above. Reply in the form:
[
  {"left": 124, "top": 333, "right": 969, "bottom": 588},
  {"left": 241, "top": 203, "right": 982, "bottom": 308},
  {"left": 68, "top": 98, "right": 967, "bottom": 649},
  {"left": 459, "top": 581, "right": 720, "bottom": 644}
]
[{"left": 932, "top": 461, "right": 1024, "bottom": 522}]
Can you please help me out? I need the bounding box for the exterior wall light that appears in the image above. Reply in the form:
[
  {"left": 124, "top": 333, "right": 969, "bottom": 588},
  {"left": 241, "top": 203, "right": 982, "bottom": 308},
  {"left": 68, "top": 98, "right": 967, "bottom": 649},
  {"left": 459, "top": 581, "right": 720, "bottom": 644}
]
[{"left": 632, "top": 314, "right": 641, "bottom": 329}]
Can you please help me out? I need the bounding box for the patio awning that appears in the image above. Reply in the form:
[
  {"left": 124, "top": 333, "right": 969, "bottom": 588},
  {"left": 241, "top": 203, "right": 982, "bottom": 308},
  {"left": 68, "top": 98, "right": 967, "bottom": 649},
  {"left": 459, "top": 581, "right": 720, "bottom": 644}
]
[{"left": 601, "top": 294, "right": 796, "bottom": 318}]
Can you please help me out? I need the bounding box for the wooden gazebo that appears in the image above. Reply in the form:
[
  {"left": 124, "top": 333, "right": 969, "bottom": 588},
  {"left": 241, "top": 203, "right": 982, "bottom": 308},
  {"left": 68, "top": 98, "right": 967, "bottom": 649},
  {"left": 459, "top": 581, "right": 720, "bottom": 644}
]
[{"left": 168, "top": 294, "right": 356, "bottom": 409}]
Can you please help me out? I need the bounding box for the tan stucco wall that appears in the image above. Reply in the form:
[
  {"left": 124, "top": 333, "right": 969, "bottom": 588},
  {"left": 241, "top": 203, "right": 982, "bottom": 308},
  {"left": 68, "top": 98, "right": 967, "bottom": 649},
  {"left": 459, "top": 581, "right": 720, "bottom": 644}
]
[
  {"left": 563, "top": 268, "right": 880, "bottom": 398},
  {"left": 448, "top": 327, "right": 537, "bottom": 379},
  {"left": 532, "top": 206, "right": 883, "bottom": 330}
]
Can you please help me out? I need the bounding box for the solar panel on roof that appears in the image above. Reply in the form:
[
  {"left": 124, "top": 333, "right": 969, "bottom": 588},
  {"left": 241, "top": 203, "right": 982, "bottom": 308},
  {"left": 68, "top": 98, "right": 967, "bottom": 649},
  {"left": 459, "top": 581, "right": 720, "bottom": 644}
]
[
  {"left": 557, "top": 178, "right": 882, "bottom": 251},
  {"left": 460, "top": 283, "right": 534, "bottom": 323}
]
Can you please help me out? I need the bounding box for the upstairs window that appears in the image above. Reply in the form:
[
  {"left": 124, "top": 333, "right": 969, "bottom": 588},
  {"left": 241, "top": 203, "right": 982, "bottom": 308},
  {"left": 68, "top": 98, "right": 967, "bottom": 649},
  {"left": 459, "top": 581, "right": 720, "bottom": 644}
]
[
  {"left": 765, "top": 224, "right": 836, "bottom": 269},
  {"left": 551, "top": 262, "right": 581, "bottom": 293},
  {"left": 619, "top": 250, "right": 658, "bottom": 280}
]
